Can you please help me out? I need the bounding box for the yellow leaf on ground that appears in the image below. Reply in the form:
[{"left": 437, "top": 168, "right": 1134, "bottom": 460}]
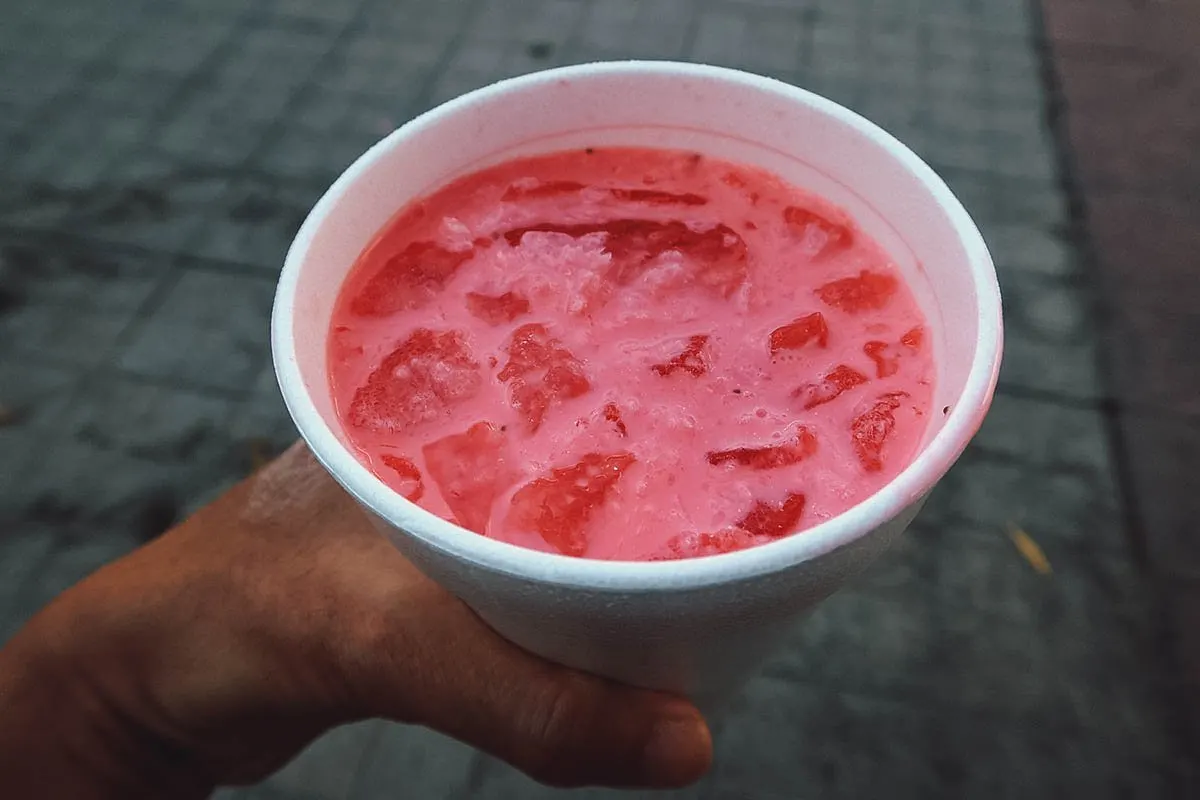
[{"left": 1008, "top": 525, "right": 1052, "bottom": 575}]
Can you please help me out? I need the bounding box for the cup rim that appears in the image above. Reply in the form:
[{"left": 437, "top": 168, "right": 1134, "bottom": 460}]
[{"left": 272, "top": 60, "right": 1003, "bottom": 592}]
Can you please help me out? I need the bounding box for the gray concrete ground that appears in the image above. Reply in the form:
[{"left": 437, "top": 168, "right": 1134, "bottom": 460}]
[{"left": 0, "top": 0, "right": 1193, "bottom": 797}]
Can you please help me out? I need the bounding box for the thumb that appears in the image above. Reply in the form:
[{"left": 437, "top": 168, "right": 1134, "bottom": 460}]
[
  {"left": 419, "top": 656, "right": 712, "bottom": 789},
  {"left": 353, "top": 588, "right": 713, "bottom": 789}
]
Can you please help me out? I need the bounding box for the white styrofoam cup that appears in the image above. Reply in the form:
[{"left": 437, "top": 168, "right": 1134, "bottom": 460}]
[{"left": 272, "top": 61, "right": 1003, "bottom": 710}]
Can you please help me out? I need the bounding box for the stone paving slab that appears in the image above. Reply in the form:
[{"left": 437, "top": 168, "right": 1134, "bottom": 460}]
[{"left": 0, "top": 0, "right": 1195, "bottom": 797}]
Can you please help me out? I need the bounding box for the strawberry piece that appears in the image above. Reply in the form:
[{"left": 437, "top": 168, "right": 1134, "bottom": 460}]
[
  {"left": 508, "top": 452, "right": 636, "bottom": 557},
  {"left": 348, "top": 328, "right": 481, "bottom": 432},
  {"left": 379, "top": 454, "right": 424, "bottom": 502},
  {"left": 783, "top": 206, "right": 853, "bottom": 256},
  {"left": 498, "top": 323, "right": 591, "bottom": 432},
  {"left": 502, "top": 180, "right": 586, "bottom": 200},
  {"left": 707, "top": 427, "right": 818, "bottom": 470},
  {"left": 851, "top": 392, "right": 908, "bottom": 472},
  {"left": 660, "top": 528, "right": 760, "bottom": 560},
  {"left": 651, "top": 335, "right": 710, "bottom": 378},
  {"left": 738, "top": 492, "right": 807, "bottom": 538},
  {"left": 817, "top": 270, "right": 899, "bottom": 314},
  {"left": 422, "top": 422, "right": 519, "bottom": 534},
  {"left": 505, "top": 219, "right": 748, "bottom": 297},
  {"left": 465, "top": 291, "right": 531, "bottom": 325},
  {"left": 608, "top": 188, "right": 708, "bottom": 206},
  {"left": 901, "top": 326, "right": 925, "bottom": 349},
  {"left": 603, "top": 402, "right": 628, "bottom": 437},
  {"left": 793, "top": 364, "right": 869, "bottom": 410},
  {"left": 769, "top": 312, "right": 829, "bottom": 354},
  {"left": 863, "top": 340, "right": 900, "bottom": 378},
  {"left": 350, "top": 241, "right": 474, "bottom": 317}
]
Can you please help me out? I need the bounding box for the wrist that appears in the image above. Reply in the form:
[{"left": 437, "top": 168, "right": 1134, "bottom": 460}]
[{"left": 0, "top": 592, "right": 212, "bottom": 799}]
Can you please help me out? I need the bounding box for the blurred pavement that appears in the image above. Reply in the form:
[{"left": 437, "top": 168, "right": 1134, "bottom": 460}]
[{"left": 0, "top": 0, "right": 1195, "bottom": 797}]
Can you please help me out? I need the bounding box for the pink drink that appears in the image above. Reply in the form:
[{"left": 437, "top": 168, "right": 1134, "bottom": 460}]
[{"left": 328, "top": 147, "right": 934, "bottom": 561}]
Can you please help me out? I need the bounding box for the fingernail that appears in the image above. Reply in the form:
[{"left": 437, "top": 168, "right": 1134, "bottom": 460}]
[{"left": 641, "top": 705, "right": 712, "bottom": 787}]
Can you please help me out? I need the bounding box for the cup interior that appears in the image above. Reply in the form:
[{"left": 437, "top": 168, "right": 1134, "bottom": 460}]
[{"left": 272, "top": 61, "right": 1001, "bottom": 588}]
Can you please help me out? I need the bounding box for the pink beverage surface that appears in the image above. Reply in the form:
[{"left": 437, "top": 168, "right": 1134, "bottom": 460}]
[{"left": 328, "top": 147, "right": 934, "bottom": 561}]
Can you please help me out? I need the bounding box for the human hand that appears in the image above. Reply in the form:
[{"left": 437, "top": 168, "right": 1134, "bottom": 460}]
[{"left": 0, "top": 442, "right": 711, "bottom": 798}]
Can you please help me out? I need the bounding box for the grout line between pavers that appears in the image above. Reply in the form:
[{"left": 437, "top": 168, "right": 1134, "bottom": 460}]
[
  {"left": 992, "top": 381, "right": 1114, "bottom": 410},
  {"left": 798, "top": 1, "right": 818, "bottom": 74},
  {"left": 1028, "top": 0, "right": 1200, "bottom": 787},
  {"left": 555, "top": 0, "right": 598, "bottom": 68},
  {"left": 103, "top": 367, "right": 257, "bottom": 402},
  {"left": 403, "top": 0, "right": 492, "bottom": 115},
  {"left": 1024, "top": 0, "right": 1147, "bottom": 569},
  {"left": 0, "top": 534, "right": 78, "bottom": 642},
  {"left": 236, "top": 0, "right": 378, "bottom": 169},
  {"left": 456, "top": 749, "right": 493, "bottom": 799},
  {"left": 0, "top": 223, "right": 281, "bottom": 282},
  {"left": 340, "top": 722, "right": 395, "bottom": 800},
  {"left": 961, "top": 442, "right": 1119, "bottom": 480},
  {"left": 677, "top": 0, "right": 708, "bottom": 62}
]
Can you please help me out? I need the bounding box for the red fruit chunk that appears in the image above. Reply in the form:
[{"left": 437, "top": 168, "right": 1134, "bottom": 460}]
[
  {"left": 509, "top": 452, "right": 636, "bottom": 557},
  {"left": 770, "top": 312, "right": 829, "bottom": 354},
  {"left": 603, "top": 402, "right": 628, "bottom": 437},
  {"left": 721, "top": 172, "right": 748, "bottom": 189},
  {"left": 499, "top": 323, "right": 591, "bottom": 432},
  {"left": 603, "top": 220, "right": 747, "bottom": 295},
  {"left": 707, "top": 427, "right": 818, "bottom": 470},
  {"left": 423, "top": 422, "right": 519, "bottom": 534},
  {"left": 465, "top": 291, "right": 531, "bottom": 325},
  {"left": 608, "top": 188, "right": 708, "bottom": 206},
  {"left": 350, "top": 241, "right": 474, "bottom": 317},
  {"left": 817, "top": 270, "right": 899, "bottom": 314},
  {"left": 348, "top": 328, "right": 481, "bottom": 432},
  {"left": 657, "top": 492, "right": 808, "bottom": 559},
  {"left": 505, "top": 219, "right": 748, "bottom": 297},
  {"left": 660, "top": 528, "right": 760, "bottom": 560},
  {"left": 793, "top": 364, "right": 869, "bottom": 410},
  {"left": 783, "top": 206, "right": 853, "bottom": 256},
  {"left": 852, "top": 392, "right": 908, "bottom": 472},
  {"left": 651, "top": 335, "right": 710, "bottom": 378},
  {"left": 863, "top": 340, "right": 900, "bottom": 378},
  {"left": 738, "top": 492, "right": 807, "bottom": 538},
  {"left": 901, "top": 326, "right": 924, "bottom": 349},
  {"left": 502, "top": 180, "right": 586, "bottom": 200},
  {"left": 379, "top": 454, "right": 424, "bottom": 502}
]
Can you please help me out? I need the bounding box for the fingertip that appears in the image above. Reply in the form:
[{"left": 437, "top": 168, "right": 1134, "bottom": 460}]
[{"left": 640, "top": 700, "right": 713, "bottom": 788}]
